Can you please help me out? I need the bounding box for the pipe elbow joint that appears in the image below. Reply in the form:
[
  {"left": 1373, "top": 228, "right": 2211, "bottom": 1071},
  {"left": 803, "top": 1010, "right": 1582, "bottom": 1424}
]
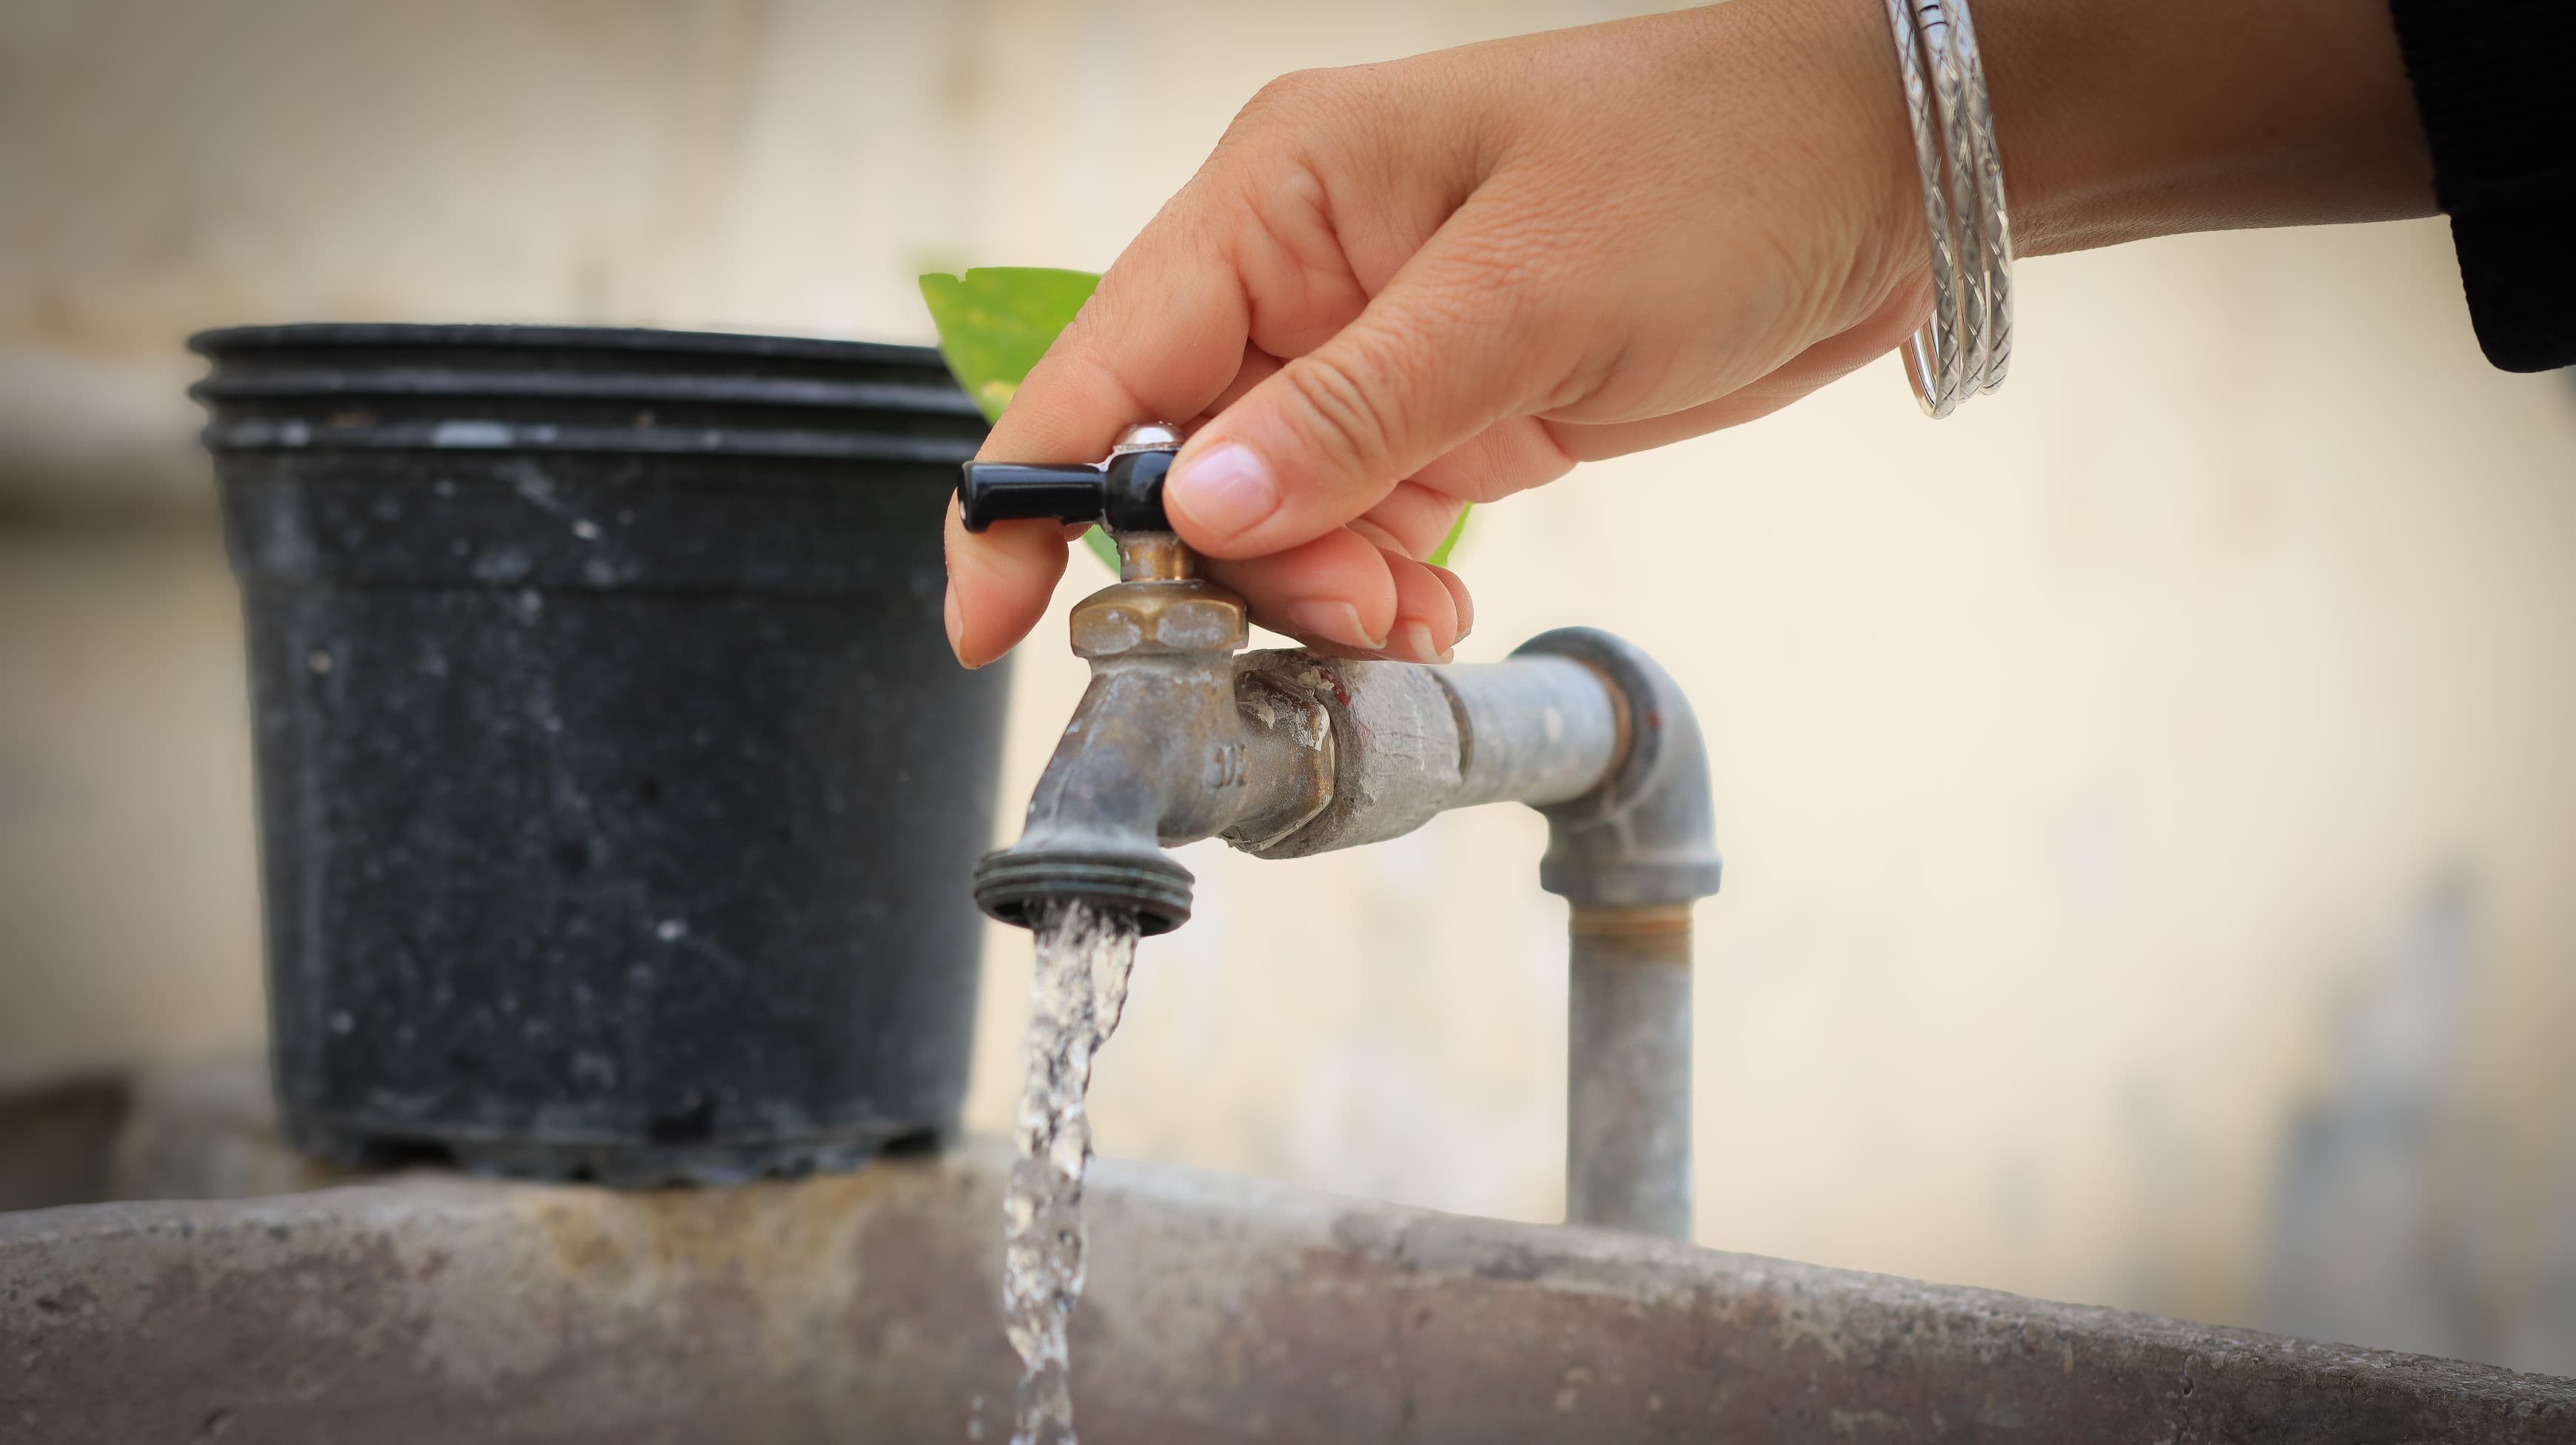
[{"left": 1515, "top": 628, "right": 1723, "bottom": 910}]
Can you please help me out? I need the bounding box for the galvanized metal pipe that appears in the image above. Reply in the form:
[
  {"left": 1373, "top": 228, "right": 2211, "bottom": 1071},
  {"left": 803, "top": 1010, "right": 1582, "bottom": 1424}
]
[
  {"left": 982, "top": 595, "right": 1720, "bottom": 1241},
  {"left": 1225, "top": 636, "right": 1719, "bottom": 1239},
  {"left": 1439, "top": 657, "right": 1623, "bottom": 810},
  {"left": 1228, "top": 652, "right": 1623, "bottom": 859},
  {"left": 1276, "top": 640, "right": 1709, "bottom": 1241},
  {"left": 1566, "top": 904, "right": 1694, "bottom": 1238},
  {"left": 1512, "top": 629, "right": 1721, "bottom": 1241}
]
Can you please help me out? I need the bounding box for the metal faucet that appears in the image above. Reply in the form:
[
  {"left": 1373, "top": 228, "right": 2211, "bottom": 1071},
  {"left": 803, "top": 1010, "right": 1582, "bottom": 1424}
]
[{"left": 957, "top": 424, "right": 1723, "bottom": 1238}]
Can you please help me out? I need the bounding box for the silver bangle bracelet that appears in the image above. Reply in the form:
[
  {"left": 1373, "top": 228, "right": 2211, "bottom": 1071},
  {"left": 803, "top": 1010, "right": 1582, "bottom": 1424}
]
[{"left": 1882, "top": 0, "right": 2014, "bottom": 418}]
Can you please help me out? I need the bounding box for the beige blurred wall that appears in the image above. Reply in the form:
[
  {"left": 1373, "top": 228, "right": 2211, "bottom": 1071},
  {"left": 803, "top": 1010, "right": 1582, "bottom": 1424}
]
[{"left": 4, "top": 0, "right": 2573, "bottom": 1372}]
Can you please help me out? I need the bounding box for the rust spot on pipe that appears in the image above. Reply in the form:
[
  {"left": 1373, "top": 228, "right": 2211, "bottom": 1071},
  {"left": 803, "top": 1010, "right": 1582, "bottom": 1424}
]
[
  {"left": 1566, "top": 901, "right": 1689, "bottom": 958},
  {"left": 1114, "top": 532, "right": 1193, "bottom": 582},
  {"left": 1571, "top": 660, "right": 1634, "bottom": 781}
]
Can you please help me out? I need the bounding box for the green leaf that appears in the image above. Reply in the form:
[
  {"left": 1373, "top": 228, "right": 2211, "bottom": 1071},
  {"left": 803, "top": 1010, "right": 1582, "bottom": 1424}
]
[
  {"left": 922, "top": 266, "right": 1116, "bottom": 571},
  {"left": 919, "top": 267, "right": 1100, "bottom": 424},
  {"left": 1426, "top": 505, "right": 1471, "bottom": 567}
]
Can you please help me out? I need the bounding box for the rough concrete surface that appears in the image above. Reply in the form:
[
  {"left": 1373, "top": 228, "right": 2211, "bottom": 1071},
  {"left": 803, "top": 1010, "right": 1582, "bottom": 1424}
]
[{"left": 6, "top": 1142, "right": 2572, "bottom": 1444}]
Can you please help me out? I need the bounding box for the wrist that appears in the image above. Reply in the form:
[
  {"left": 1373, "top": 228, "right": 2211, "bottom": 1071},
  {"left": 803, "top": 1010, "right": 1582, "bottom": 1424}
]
[{"left": 1969, "top": 0, "right": 2435, "bottom": 255}]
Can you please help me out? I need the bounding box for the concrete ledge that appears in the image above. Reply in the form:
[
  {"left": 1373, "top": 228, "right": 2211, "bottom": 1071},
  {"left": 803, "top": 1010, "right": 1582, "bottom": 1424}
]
[{"left": 6, "top": 1141, "right": 2573, "bottom": 1443}]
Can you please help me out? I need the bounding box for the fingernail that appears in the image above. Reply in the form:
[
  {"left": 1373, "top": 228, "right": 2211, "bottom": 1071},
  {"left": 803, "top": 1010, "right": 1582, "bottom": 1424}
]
[
  {"left": 943, "top": 583, "right": 970, "bottom": 664},
  {"left": 1394, "top": 621, "right": 1440, "bottom": 664},
  {"left": 1284, "top": 600, "right": 1387, "bottom": 652},
  {"left": 1426, "top": 562, "right": 1473, "bottom": 640},
  {"left": 1169, "top": 442, "right": 1280, "bottom": 542}
]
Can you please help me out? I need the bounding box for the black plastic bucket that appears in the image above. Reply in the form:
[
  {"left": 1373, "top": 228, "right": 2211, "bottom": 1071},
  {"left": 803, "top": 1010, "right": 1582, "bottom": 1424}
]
[{"left": 192, "top": 323, "right": 1004, "bottom": 1184}]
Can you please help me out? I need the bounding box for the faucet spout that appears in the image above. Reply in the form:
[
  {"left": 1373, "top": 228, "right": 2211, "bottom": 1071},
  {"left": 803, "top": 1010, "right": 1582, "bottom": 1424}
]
[
  {"left": 969, "top": 658, "right": 1221, "bottom": 935},
  {"left": 974, "top": 532, "right": 1281, "bottom": 934}
]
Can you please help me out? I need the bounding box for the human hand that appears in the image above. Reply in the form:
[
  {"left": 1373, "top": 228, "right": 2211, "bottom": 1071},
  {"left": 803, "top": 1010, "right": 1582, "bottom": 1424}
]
[{"left": 943, "top": 0, "right": 2429, "bottom": 667}]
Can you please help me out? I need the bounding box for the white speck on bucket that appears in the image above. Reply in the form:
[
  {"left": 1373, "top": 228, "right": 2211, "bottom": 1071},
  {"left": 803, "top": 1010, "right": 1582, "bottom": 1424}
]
[
  {"left": 572, "top": 519, "right": 601, "bottom": 540},
  {"left": 656, "top": 919, "right": 688, "bottom": 942},
  {"left": 432, "top": 420, "right": 512, "bottom": 449},
  {"left": 307, "top": 650, "right": 334, "bottom": 674}
]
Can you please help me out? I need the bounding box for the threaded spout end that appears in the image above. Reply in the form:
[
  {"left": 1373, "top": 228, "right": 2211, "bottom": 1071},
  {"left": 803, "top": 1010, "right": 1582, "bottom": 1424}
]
[{"left": 971, "top": 848, "right": 1195, "bottom": 936}]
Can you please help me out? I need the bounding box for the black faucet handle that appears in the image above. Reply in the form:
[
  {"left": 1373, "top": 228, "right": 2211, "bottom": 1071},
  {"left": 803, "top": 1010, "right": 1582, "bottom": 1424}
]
[
  {"left": 956, "top": 461, "right": 1116, "bottom": 532},
  {"left": 957, "top": 449, "right": 1175, "bottom": 534},
  {"left": 958, "top": 443, "right": 1176, "bottom": 535}
]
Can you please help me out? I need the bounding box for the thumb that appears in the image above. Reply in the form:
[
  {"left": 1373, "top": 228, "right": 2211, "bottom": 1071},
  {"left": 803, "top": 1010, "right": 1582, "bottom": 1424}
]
[{"left": 1164, "top": 202, "right": 1577, "bottom": 559}]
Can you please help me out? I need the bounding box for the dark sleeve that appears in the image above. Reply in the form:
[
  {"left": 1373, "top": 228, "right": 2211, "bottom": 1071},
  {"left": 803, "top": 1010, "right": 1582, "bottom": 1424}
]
[{"left": 2387, "top": 0, "right": 2576, "bottom": 372}]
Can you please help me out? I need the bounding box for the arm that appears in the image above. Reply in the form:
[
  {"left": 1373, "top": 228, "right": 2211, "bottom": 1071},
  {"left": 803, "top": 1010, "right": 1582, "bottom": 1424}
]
[{"left": 944, "top": 0, "right": 2435, "bottom": 668}]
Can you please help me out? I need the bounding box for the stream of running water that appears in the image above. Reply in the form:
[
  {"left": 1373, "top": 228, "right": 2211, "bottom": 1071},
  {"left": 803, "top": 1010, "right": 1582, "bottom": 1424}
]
[{"left": 999, "top": 899, "right": 1138, "bottom": 1445}]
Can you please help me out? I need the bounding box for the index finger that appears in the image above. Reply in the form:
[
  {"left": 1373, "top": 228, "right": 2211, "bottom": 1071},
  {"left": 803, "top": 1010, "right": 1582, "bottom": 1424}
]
[{"left": 945, "top": 207, "right": 1252, "bottom": 666}]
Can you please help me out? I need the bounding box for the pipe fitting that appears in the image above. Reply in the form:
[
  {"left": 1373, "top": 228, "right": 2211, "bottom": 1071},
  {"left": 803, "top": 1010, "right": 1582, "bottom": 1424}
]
[
  {"left": 1069, "top": 536, "right": 1248, "bottom": 660},
  {"left": 1514, "top": 628, "right": 1724, "bottom": 909},
  {"left": 1225, "top": 653, "right": 1628, "bottom": 860},
  {"left": 1509, "top": 628, "right": 1720, "bottom": 1240}
]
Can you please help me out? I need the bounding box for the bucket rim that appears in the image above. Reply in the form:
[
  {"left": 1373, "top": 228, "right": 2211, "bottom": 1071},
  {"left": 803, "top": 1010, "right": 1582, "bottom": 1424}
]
[{"left": 189, "top": 322, "right": 948, "bottom": 369}]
